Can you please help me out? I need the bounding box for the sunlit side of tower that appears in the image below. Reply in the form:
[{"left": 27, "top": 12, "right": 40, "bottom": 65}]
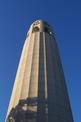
[{"left": 6, "top": 20, "right": 73, "bottom": 122}]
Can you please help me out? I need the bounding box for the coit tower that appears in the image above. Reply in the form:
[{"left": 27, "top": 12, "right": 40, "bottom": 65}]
[{"left": 6, "top": 20, "right": 73, "bottom": 122}]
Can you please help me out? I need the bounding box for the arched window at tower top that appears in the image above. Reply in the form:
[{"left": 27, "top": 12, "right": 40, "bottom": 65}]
[{"left": 32, "top": 26, "right": 40, "bottom": 32}]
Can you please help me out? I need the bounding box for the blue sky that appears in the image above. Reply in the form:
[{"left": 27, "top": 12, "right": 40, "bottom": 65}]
[{"left": 0, "top": 0, "right": 81, "bottom": 121}]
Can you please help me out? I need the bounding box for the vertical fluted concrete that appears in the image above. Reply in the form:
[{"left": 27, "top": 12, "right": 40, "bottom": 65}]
[{"left": 6, "top": 20, "right": 73, "bottom": 122}]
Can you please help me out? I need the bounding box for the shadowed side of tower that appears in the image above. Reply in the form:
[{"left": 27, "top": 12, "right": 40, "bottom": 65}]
[{"left": 6, "top": 20, "right": 73, "bottom": 122}]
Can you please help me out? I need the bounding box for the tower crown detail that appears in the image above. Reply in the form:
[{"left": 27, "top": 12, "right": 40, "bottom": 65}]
[{"left": 28, "top": 20, "right": 53, "bottom": 35}]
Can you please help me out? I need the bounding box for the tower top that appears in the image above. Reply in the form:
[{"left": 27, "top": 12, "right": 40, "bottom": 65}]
[
  {"left": 32, "top": 19, "right": 51, "bottom": 27},
  {"left": 27, "top": 20, "right": 53, "bottom": 35}
]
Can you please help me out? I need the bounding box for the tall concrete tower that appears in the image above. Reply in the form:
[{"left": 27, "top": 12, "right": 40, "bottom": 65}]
[{"left": 6, "top": 20, "right": 73, "bottom": 122}]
